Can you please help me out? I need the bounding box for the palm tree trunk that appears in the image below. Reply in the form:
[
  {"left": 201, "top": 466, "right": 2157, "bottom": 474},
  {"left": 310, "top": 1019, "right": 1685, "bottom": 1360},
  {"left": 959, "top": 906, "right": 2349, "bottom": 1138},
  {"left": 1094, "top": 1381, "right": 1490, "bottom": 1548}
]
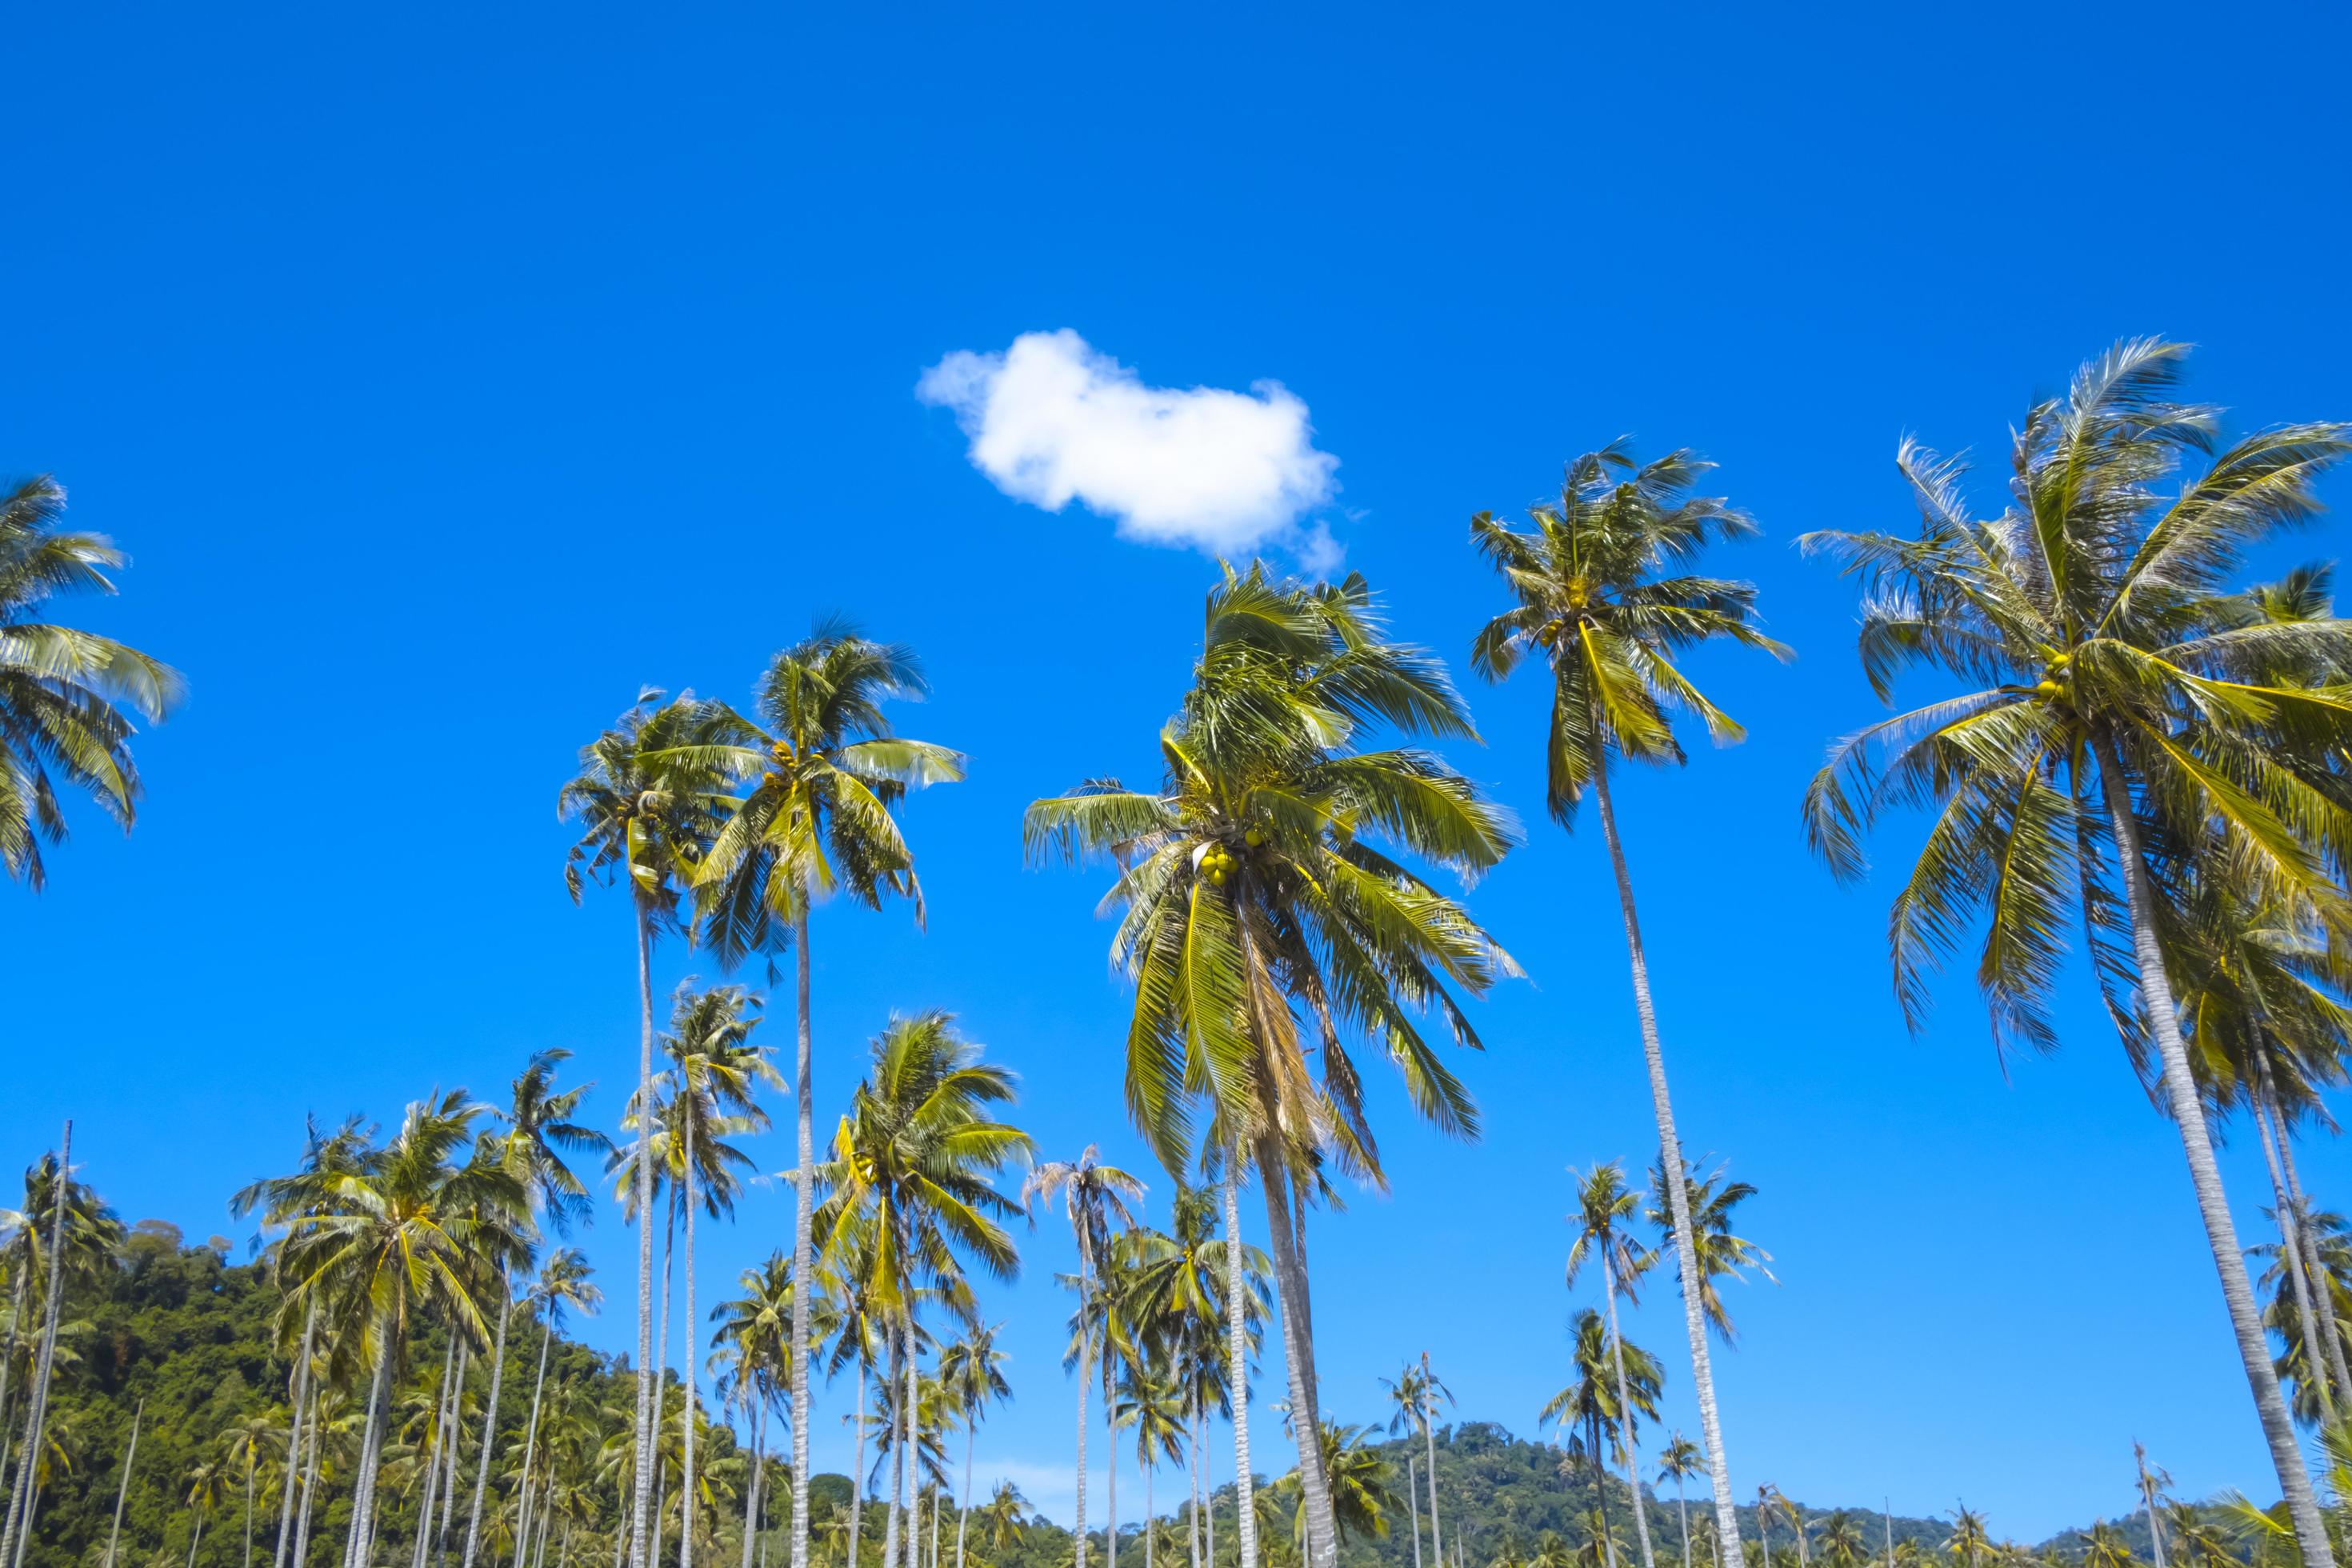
[
  {"left": 2, "top": 1122, "right": 73, "bottom": 1568},
  {"left": 1105, "top": 1349, "right": 1118, "bottom": 1568},
  {"left": 514, "top": 1322, "right": 555, "bottom": 1568},
  {"left": 345, "top": 1340, "right": 394, "bottom": 1568},
  {"left": 1418, "top": 1355, "right": 1442, "bottom": 1568},
  {"left": 1754, "top": 1496, "right": 1767, "bottom": 1568},
  {"left": 654, "top": 1206, "right": 677, "bottom": 1568},
  {"left": 652, "top": 1439, "right": 670, "bottom": 1568},
  {"left": 442, "top": 1339, "right": 471, "bottom": 1561},
  {"left": 789, "top": 900, "right": 816, "bottom": 1568},
  {"left": 1406, "top": 1454, "right": 1422, "bottom": 1568},
  {"left": 292, "top": 1386, "right": 324, "bottom": 1568},
  {"left": 954, "top": 1410, "right": 973, "bottom": 1568},
  {"left": 192, "top": 1515, "right": 208, "bottom": 1568},
  {"left": 1590, "top": 1418, "right": 1616, "bottom": 1568},
  {"left": 632, "top": 910, "right": 662, "bottom": 1568},
  {"left": 1074, "top": 1233, "right": 1094, "bottom": 1568},
  {"left": 1186, "top": 1387, "right": 1201, "bottom": 1568},
  {"left": 1675, "top": 1482, "right": 1689, "bottom": 1568},
  {"left": 2250, "top": 1079, "right": 2335, "bottom": 1417},
  {"left": 2258, "top": 1051, "right": 2352, "bottom": 1406},
  {"left": 1249, "top": 1140, "right": 1335, "bottom": 1568},
  {"left": 416, "top": 1339, "right": 458, "bottom": 1568},
  {"left": 2091, "top": 731, "right": 2333, "bottom": 1568},
  {"left": 1587, "top": 763, "right": 1745, "bottom": 1568},
  {"left": 846, "top": 1358, "right": 868, "bottom": 1568},
  {"left": 928, "top": 1486, "right": 939, "bottom": 1568},
  {"left": 1600, "top": 1252, "right": 1654, "bottom": 1568},
  {"left": 274, "top": 1304, "right": 318, "bottom": 1568},
  {"left": 742, "top": 1398, "right": 766, "bottom": 1568},
  {"left": 882, "top": 1338, "right": 904, "bottom": 1568},
  {"left": 679, "top": 1126, "right": 699, "bottom": 1568},
  {"left": 462, "top": 1270, "right": 514, "bottom": 1568},
  {"left": 0, "top": 1268, "right": 28, "bottom": 1512},
  {"left": 106, "top": 1400, "right": 143, "bottom": 1568},
  {"left": 1144, "top": 1449, "right": 1154, "bottom": 1568},
  {"left": 1219, "top": 1155, "right": 1254, "bottom": 1568},
  {"left": 900, "top": 1330, "right": 918, "bottom": 1568}
]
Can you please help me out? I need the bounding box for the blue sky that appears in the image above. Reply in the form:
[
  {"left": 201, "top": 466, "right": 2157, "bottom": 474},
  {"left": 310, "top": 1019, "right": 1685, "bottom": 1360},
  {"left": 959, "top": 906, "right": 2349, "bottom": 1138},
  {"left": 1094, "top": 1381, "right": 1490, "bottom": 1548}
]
[{"left": 8, "top": 0, "right": 2352, "bottom": 1542}]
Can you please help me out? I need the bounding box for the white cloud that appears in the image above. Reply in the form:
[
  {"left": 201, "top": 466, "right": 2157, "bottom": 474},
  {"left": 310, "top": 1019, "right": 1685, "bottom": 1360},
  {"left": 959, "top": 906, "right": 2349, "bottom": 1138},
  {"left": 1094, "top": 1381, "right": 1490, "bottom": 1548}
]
[{"left": 918, "top": 330, "right": 1341, "bottom": 560}]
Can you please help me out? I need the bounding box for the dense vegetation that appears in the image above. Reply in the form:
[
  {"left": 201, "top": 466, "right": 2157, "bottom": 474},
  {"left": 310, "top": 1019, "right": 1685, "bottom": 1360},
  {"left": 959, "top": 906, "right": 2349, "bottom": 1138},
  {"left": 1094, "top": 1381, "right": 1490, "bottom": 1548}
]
[{"left": 12, "top": 339, "right": 2352, "bottom": 1568}]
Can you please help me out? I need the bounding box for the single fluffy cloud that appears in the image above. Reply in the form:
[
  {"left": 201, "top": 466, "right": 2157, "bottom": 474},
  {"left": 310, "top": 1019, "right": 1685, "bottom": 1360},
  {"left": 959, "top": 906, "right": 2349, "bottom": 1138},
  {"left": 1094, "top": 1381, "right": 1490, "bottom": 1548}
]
[{"left": 918, "top": 329, "right": 1340, "bottom": 558}]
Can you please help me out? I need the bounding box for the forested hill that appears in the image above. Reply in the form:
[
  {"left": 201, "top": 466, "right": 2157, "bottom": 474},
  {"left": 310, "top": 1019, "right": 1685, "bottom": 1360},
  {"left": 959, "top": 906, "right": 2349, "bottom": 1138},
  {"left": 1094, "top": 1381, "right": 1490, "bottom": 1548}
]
[{"left": 2, "top": 1234, "right": 2186, "bottom": 1568}]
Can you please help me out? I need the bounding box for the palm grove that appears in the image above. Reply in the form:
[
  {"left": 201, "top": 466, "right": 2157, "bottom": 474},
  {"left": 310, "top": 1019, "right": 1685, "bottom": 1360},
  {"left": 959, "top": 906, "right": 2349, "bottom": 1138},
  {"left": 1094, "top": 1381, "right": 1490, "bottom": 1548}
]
[{"left": 8, "top": 339, "right": 2352, "bottom": 1568}]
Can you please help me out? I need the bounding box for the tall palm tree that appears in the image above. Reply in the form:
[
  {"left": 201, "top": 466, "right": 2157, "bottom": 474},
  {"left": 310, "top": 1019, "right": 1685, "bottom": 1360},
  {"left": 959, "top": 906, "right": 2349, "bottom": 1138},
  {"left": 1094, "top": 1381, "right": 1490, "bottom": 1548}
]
[
  {"left": 1799, "top": 338, "right": 2352, "bottom": 1562},
  {"left": 278, "top": 1093, "right": 530, "bottom": 1568},
  {"left": 221, "top": 1412, "right": 285, "bottom": 1568},
  {"left": 938, "top": 1324, "right": 1011, "bottom": 1568},
  {"left": 1656, "top": 1436, "right": 1704, "bottom": 1568},
  {"left": 0, "top": 474, "right": 185, "bottom": 888},
  {"left": 1566, "top": 1164, "right": 1658, "bottom": 1568},
  {"left": 1376, "top": 1366, "right": 1428, "bottom": 1568},
  {"left": 513, "top": 1251, "right": 601, "bottom": 1568},
  {"left": 465, "top": 1053, "right": 611, "bottom": 1568},
  {"left": 710, "top": 1254, "right": 792, "bottom": 1568},
  {"left": 0, "top": 1123, "right": 99, "bottom": 1568},
  {"left": 1642, "top": 1166, "right": 1772, "bottom": 1346},
  {"left": 1470, "top": 446, "right": 1786, "bottom": 1568},
  {"left": 1028, "top": 565, "right": 1518, "bottom": 1568},
  {"left": 1275, "top": 1425, "right": 1397, "bottom": 1550},
  {"left": 1540, "top": 1309, "right": 1661, "bottom": 1568},
  {"left": 1024, "top": 1150, "right": 1144, "bottom": 1568},
  {"left": 974, "top": 1482, "right": 1030, "bottom": 1559},
  {"left": 820, "top": 1011, "right": 1030, "bottom": 1568},
  {"left": 675, "top": 623, "right": 964, "bottom": 1568},
  {"left": 563, "top": 688, "right": 732, "bottom": 1568},
  {"left": 1114, "top": 1364, "right": 1186, "bottom": 1568}
]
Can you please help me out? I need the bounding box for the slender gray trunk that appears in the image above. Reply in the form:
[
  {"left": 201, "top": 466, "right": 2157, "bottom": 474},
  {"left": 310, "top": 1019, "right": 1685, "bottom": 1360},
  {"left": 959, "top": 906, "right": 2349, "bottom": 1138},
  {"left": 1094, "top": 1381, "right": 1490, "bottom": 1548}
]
[
  {"left": 2251, "top": 1083, "right": 2335, "bottom": 1418},
  {"left": 632, "top": 911, "right": 660, "bottom": 1568},
  {"left": 1250, "top": 1142, "right": 1334, "bottom": 1568},
  {"left": 654, "top": 1206, "right": 676, "bottom": 1568},
  {"left": 846, "top": 1356, "right": 867, "bottom": 1568},
  {"left": 0, "top": 1269, "right": 28, "bottom": 1511},
  {"left": 1220, "top": 1158, "right": 1254, "bottom": 1568},
  {"left": 1588, "top": 763, "right": 1745, "bottom": 1568},
  {"left": 1600, "top": 1251, "right": 1655, "bottom": 1568},
  {"left": 900, "top": 1330, "right": 918, "bottom": 1568},
  {"left": 1187, "top": 1387, "right": 1202, "bottom": 1568},
  {"left": 1074, "top": 1227, "right": 1094, "bottom": 1568},
  {"left": 954, "top": 1410, "right": 973, "bottom": 1568},
  {"left": 679, "top": 1126, "right": 699, "bottom": 1568},
  {"left": 1105, "top": 1342, "right": 1118, "bottom": 1568},
  {"left": 106, "top": 1400, "right": 144, "bottom": 1568},
  {"left": 513, "top": 1323, "right": 555, "bottom": 1568},
  {"left": 1591, "top": 1416, "right": 1617, "bottom": 1568},
  {"left": 927, "top": 1485, "right": 939, "bottom": 1568},
  {"left": 1675, "top": 1481, "right": 1689, "bottom": 1568},
  {"left": 652, "top": 1431, "right": 670, "bottom": 1568},
  {"left": 2260, "top": 1052, "right": 2352, "bottom": 1406},
  {"left": 2, "top": 1122, "right": 74, "bottom": 1568},
  {"left": 1406, "top": 1454, "right": 1422, "bottom": 1568},
  {"left": 462, "top": 1269, "right": 514, "bottom": 1568},
  {"left": 789, "top": 902, "right": 815, "bottom": 1568},
  {"left": 1143, "top": 1444, "right": 1154, "bottom": 1568},
  {"left": 191, "top": 1514, "right": 208, "bottom": 1568},
  {"left": 2135, "top": 1446, "right": 2165, "bottom": 1568},
  {"left": 414, "top": 1340, "right": 458, "bottom": 1568},
  {"left": 2092, "top": 731, "right": 2333, "bottom": 1568},
  {"left": 1419, "top": 1354, "right": 1442, "bottom": 1568},
  {"left": 741, "top": 1398, "right": 765, "bottom": 1568},
  {"left": 1754, "top": 1496, "right": 1769, "bottom": 1568},
  {"left": 882, "top": 1338, "right": 904, "bottom": 1568},
  {"left": 442, "top": 1339, "right": 472, "bottom": 1562},
  {"left": 344, "top": 1342, "right": 394, "bottom": 1568},
  {"left": 292, "top": 1385, "right": 324, "bottom": 1568},
  {"left": 274, "top": 1305, "right": 318, "bottom": 1568}
]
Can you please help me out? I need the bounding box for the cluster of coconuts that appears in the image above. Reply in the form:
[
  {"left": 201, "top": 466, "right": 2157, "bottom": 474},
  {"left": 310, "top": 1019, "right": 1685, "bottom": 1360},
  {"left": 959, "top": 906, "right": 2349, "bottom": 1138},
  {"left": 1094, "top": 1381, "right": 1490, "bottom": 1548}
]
[
  {"left": 2034, "top": 650, "right": 2072, "bottom": 699},
  {"left": 1195, "top": 827, "right": 1267, "bottom": 886}
]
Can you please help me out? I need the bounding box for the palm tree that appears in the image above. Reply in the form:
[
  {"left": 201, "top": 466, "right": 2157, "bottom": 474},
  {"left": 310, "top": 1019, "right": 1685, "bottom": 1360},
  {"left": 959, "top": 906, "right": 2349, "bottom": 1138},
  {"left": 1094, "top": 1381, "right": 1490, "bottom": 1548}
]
[
  {"left": 513, "top": 1251, "right": 601, "bottom": 1568},
  {"left": 1114, "top": 1362, "right": 1186, "bottom": 1568},
  {"left": 1657, "top": 1437, "right": 1704, "bottom": 1568},
  {"left": 1376, "top": 1366, "right": 1429, "bottom": 1568},
  {"left": 974, "top": 1482, "right": 1030, "bottom": 1559},
  {"left": 1942, "top": 1510, "right": 1988, "bottom": 1568},
  {"left": 1470, "top": 445, "right": 1785, "bottom": 1568},
  {"left": 820, "top": 1011, "right": 1030, "bottom": 1568},
  {"left": 1566, "top": 1162, "right": 1658, "bottom": 1568},
  {"left": 710, "top": 1254, "right": 791, "bottom": 1568},
  {"left": 1024, "top": 1150, "right": 1144, "bottom": 1568},
  {"left": 1540, "top": 1309, "right": 1661, "bottom": 1568},
  {"left": 0, "top": 474, "right": 185, "bottom": 887},
  {"left": 1799, "top": 339, "right": 2352, "bottom": 1562},
  {"left": 0, "top": 1122, "right": 94, "bottom": 1568},
  {"left": 1028, "top": 565, "right": 1517, "bottom": 1568},
  {"left": 674, "top": 623, "right": 964, "bottom": 1568},
  {"left": 938, "top": 1324, "right": 1011, "bottom": 1568},
  {"left": 1276, "top": 1425, "right": 1397, "bottom": 1550},
  {"left": 1813, "top": 1515, "right": 1863, "bottom": 1568},
  {"left": 2080, "top": 1525, "right": 2135, "bottom": 1568},
  {"left": 562, "top": 687, "right": 732, "bottom": 1568},
  {"left": 1643, "top": 1165, "right": 1772, "bottom": 1346},
  {"left": 221, "top": 1412, "right": 285, "bottom": 1568},
  {"left": 465, "top": 1052, "right": 611, "bottom": 1568},
  {"left": 185, "top": 1459, "right": 229, "bottom": 1568},
  {"left": 278, "top": 1093, "right": 530, "bottom": 1568}
]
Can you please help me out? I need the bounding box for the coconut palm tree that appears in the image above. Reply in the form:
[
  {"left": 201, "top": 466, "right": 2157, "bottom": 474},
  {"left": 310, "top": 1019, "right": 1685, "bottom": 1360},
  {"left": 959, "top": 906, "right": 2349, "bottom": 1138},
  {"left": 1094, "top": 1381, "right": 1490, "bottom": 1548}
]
[
  {"left": 221, "top": 1413, "right": 286, "bottom": 1568},
  {"left": 185, "top": 1459, "right": 229, "bottom": 1568},
  {"left": 0, "top": 1123, "right": 103, "bottom": 1568},
  {"left": 1114, "top": 1361, "right": 1187, "bottom": 1568},
  {"left": 938, "top": 1324, "right": 1011, "bottom": 1568},
  {"left": 1657, "top": 1437, "right": 1704, "bottom": 1568},
  {"left": 1469, "top": 445, "right": 1785, "bottom": 1568},
  {"left": 563, "top": 688, "right": 733, "bottom": 1568},
  {"left": 820, "top": 1011, "right": 1030, "bottom": 1568},
  {"left": 974, "top": 1482, "right": 1030, "bottom": 1559},
  {"left": 0, "top": 474, "right": 185, "bottom": 887},
  {"left": 1566, "top": 1163, "right": 1658, "bottom": 1568},
  {"left": 464, "top": 1052, "right": 612, "bottom": 1568},
  {"left": 1023, "top": 1150, "right": 1144, "bottom": 1568},
  {"left": 1942, "top": 1510, "right": 1989, "bottom": 1568},
  {"left": 278, "top": 1093, "right": 530, "bottom": 1568},
  {"left": 670, "top": 624, "right": 963, "bottom": 1568},
  {"left": 1375, "top": 1366, "right": 1429, "bottom": 1568},
  {"left": 1027, "top": 565, "right": 1517, "bottom": 1568},
  {"left": 710, "top": 1254, "right": 791, "bottom": 1568},
  {"left": 1642, "top": 1166, "right": 1772, "bottom": 1346},
  {"left": 1800, "top": 339, "right": 2352, "bottom": 1562},
  {"left": 1541, "top": 1309, "right": 1661, "bottom": 1568},
  {"left": 511, "top": 1251, "right": 600, "bottom": 1568},
  {"left": 1277, "top": 1425, "right": 1396, "bottom": 1549}
]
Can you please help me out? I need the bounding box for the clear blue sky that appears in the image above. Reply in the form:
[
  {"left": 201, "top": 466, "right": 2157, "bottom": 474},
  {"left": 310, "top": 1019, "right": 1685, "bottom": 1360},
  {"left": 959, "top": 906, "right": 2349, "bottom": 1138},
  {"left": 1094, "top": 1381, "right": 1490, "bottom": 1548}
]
[{"left": 9, "top": 1, "right": 2351, "bottom": 1542}]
